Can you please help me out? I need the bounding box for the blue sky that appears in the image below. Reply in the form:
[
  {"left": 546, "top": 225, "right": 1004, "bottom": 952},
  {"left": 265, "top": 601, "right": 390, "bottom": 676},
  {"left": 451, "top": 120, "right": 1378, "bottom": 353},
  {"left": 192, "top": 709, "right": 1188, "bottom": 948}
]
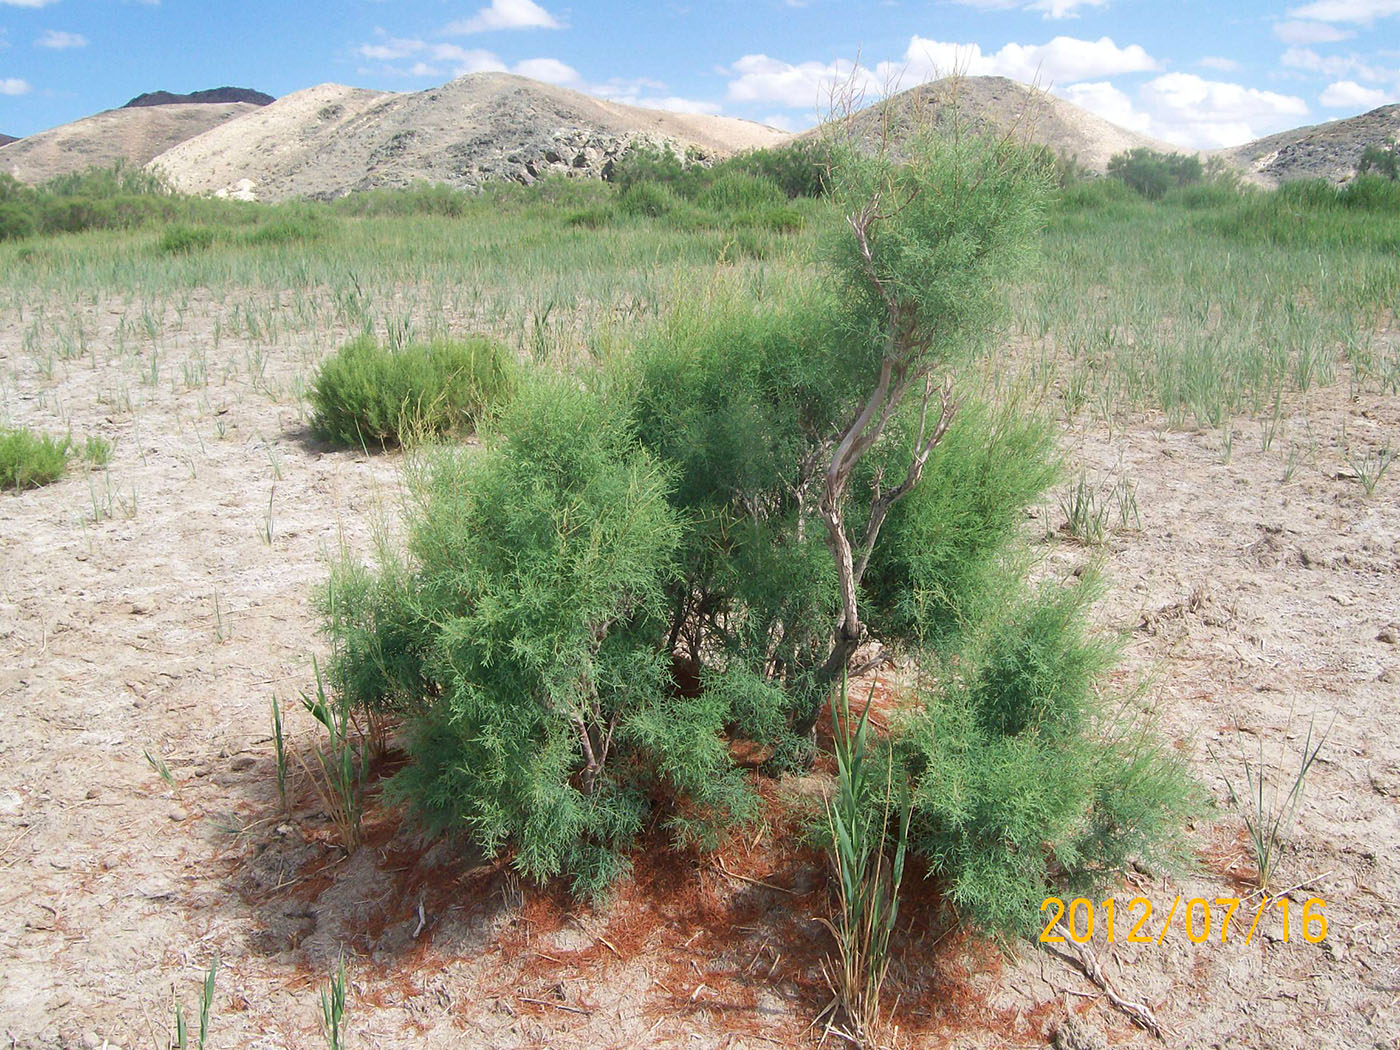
[{"left": 1, "top": 0, "right": 1397, "bottom": 147}]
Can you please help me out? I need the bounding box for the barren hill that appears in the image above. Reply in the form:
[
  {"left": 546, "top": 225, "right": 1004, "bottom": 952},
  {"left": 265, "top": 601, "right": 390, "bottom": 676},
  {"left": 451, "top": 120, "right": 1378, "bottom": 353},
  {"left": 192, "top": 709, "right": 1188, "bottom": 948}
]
[
  {"left": 0, "top": 102, "right": 260, "bottom": 185},
  {"left": 123, "top": 86, "right": 275, "bottom": 108},
  {"left": 1216, "top": 103, "right": 1400, "bottom": 186},
  {"left": 806, "top": 75, "right": 1179, "bottom": 173},
  {"left": 0, "top": 134, "right": 16, "bottom": 148},
  {"left": 149, "top": 73, "right": 790, "bottom": 201}
]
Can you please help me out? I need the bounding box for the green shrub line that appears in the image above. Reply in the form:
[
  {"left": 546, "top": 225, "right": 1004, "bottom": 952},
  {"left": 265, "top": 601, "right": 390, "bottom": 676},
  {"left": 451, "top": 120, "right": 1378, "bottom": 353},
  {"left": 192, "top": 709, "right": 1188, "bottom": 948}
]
[{"left": 308, "top": 333, "right": 515, "bottom": 448}]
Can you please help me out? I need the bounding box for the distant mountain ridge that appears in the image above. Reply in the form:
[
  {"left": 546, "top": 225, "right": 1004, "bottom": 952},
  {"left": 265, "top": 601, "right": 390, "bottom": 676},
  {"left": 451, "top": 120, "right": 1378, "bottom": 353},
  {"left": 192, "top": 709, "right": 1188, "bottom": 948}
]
[
  {"left": 803, "top": 76, "right": 1179, "bottom": 174},
  {"left": 1216, "top": 103, "right": 1400, "bottom": 186},
  {"left": 123, "top": 87, "right": 275, "bottom": 108},
  {"left": 0, "top": 134, "right": 17, "bottom": 148},
  {"left": 148, "top": 72, "right": 789, "bottom": 201}
]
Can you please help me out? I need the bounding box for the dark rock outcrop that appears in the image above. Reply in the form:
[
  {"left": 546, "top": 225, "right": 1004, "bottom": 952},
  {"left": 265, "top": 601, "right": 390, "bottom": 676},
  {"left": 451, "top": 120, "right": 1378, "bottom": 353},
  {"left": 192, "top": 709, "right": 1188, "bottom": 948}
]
[{"left": 123, "top": 87, "right": 274, "bottom": 109}]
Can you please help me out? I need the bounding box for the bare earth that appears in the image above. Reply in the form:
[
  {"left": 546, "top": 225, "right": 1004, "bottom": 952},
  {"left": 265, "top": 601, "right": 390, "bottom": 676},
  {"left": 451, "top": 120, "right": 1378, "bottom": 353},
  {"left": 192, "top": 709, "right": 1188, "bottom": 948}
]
[
  {"left": 802, "top": 76, "right": 1182, "bottom": 174},
  {"left": 0, "top": 104, "right": 262, "bottom": 186},
  {"left": 0, "top": 297, "right": 1397, "bottom": 1049},
  {"left": 148, "top": 74, "right": 791, "bottom": 202}
]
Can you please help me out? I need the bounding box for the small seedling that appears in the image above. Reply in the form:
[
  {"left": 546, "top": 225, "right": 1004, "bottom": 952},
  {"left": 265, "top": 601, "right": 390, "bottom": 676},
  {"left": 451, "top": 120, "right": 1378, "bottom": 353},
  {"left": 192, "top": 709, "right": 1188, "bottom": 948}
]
[
  {"left": 145, "top": 748, "right": 178, "bottom": 794},
  {"left": 262, "top": 484, "right": 276, "bottom": 546},
  {"left": 321, "top": 954, "right": 349, "bottom": 1050},
  {"left": 271, "top": 695, "right": 289, "bottom": 812},
  {"left": 172, "top": 954, "right": 218, "bottom": 1050},
  {"left": 212, "top": 591, "right": 231, "bottom": 643},
  {"left": 1345, "top": 443, "right": 1394, "bottom": 497},
  {"left": 1211, "top": 712, "right": 1332, "bottom": 892}
]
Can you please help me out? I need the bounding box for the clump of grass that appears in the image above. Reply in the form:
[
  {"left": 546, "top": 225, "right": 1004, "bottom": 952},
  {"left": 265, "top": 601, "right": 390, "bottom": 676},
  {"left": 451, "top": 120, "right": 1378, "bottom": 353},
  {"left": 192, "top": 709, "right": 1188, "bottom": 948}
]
[
  {"left": 308, "top": 334, "right": 514, "bottom": 449},
  {"left": 241, "top": 211, "right": 332, "bottom": 248},
  {"left": 1, "top": 426, "right": 71, "bottom": 490},
  {"left": 1060, "top": 470, "right": 1110, "bottom": 544},
  {"left": 816, "top": 676, "right": 910, "bottom": 1047},
  {"left": 297, "top": 659, "right": 368, "bottom": 850},
  {"left": 1346, "top": 443, "right": 1394, "bottom": 497},
  {"left": 159, "top": 225, "right": 218, "bottom": 254},
  {"left": 1211, "top": 711, "right": 1332, "bottom": 892}
]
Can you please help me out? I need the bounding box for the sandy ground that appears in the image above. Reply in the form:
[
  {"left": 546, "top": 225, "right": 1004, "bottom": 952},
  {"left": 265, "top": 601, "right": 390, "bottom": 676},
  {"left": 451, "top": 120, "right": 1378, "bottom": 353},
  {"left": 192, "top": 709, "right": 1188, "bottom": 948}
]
[{"left": 1, "top": 295, "right": 1397, "bottom": 1049}]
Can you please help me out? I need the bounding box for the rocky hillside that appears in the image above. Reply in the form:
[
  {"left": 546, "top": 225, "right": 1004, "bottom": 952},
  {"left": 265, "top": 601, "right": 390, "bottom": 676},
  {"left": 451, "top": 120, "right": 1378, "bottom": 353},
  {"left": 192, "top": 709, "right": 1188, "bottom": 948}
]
[
  {"left": 805, "top": 75, "right": 1179, "bottom": 173},
  {"left": 1216, "top": 103, "right": 1400, "bottom": 186},
  {"left": 123, "top": 87, "right": 275, "bottom": 108},
  {"left": 0, "top": 103, "right": 260, "bottom": 184},
  {"left": 148, "top": 73, "right": 790, "bottom": 201}
]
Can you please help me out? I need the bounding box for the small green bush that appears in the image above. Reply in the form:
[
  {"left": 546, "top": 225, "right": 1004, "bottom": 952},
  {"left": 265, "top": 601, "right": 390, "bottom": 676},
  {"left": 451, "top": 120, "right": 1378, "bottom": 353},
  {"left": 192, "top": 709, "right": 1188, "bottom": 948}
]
[
  {"left": 159, "top": 224, "right": 218, "bottom": 254},
  {"left": 324, "top": 379, "right": 755, "bottom": 894},
  {"left": 0, "top": 202, "right": 36, "bottom": 241},
  {"left": 308, "top": 334, "right": 514, "bottom": 448},
  {"left": 1341, "top": 173, "right": 1400, "bottom": 211},
  {"left": 1107, "top": 147, "right": 1205, "bottom": 200},
  {"left": 698, "top": 171, "right": 787, "bottom": 214},
  {"left": 332, "top": 182, "right": 471, "bottom": 218},
  {"left": 894, "top": 578, "right": 1195, "bottom": 938},
  {"left": 1357, "top": 141, "right": 1398, "bottom": 180},
  {"left": 241, "top": 210, "right": 332, "bottom": 247},
  {"left": 863, "top": 400, "right": 1060, "bottom": 647},
  {"left": 1, "top": 427, "right": 72, "bottom": 490},
  {"left": 564, "top": 205, "right": 614, "bottom": 229},
  {"left": 618, "top": 181, "right": 684, "bottom": 219}
]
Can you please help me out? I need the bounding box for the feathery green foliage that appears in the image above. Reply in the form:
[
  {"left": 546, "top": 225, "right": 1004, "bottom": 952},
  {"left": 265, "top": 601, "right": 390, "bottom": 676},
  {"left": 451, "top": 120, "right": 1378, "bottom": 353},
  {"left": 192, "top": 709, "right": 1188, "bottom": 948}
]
[
  {"left": 1, "top": 426, "right": 72, "bottom": 490},
  {"left": 894, "top": 577, "right": 1195, "bottom": 938},
  {"left": 1107, "top": 147, "right": 1206, "bottom": 199},
  {"left": 326, "top": 379, "right": 754, "bottom": 893},
  {"left": 308, "top": 333, "right": 514, "bottom": 448},
  {"left": 316, "top": 129, "right": 1192, "bottom": 928}
]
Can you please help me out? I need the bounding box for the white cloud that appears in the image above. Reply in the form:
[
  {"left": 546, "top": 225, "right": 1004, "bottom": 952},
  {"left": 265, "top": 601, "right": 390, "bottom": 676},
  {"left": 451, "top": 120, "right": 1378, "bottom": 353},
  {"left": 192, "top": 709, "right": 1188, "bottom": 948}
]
[
  {"left": 1058, "top": 80, "right": 1151, "bottom": 131},
  {"left": 358, "top": 37, "right": 507, "bottom": 74},
  {"left": 1320, "top": 79, "right": 1391, "bottom": 106},
  {"left": 760, "top": 112, "right": 804, "bottom": 132},
  {"left": 1140, "top": 73, "right": 1309, "bottom": 147},
  {"left": 1274, "top": 19, "right": 1353, "bottom": 42},
  {"left": 901, "top": 34, "right": 1159, "bottom": 85},
  {"left": 0, "top": 0, "right": 59, "bottom": 7},
  {"left": 355, "top": 40, "right": 723, "bottom": 113},
  {"left": 443, "top": 0, "right": 563, "bottom": 34},
  {"left": 1, "top": 76, "right": 31, "bottom": 94},
  {"left": 1026, "top": 0, "right": 1110, "bottom": 18},
  {"left": 1288, "top": 0, "right": 1400, "bottom": 22},
  {"left": 724, "top": 54, "right": 870, "bottom": 109},
  {"left": 1198, "top": 56, "right": 1241, "bottom": 72},
  {"left": 951, "top": 0, "right": 1111, "bottom": 18},
  {"left": 724, "top": 34, "right": 1160, "bottom": 110},
  {"left": 36, "top": 29, "right": 87, "bottom": 49},
  {"left": 1280, "top": 45, "right": 1392, "bottom": 82},
  {"left": 511, "top": 56, "right": 579, "bottom": 85},
  {"left": 1054, "top": 73, "right": 1311, "bottom": 148}
]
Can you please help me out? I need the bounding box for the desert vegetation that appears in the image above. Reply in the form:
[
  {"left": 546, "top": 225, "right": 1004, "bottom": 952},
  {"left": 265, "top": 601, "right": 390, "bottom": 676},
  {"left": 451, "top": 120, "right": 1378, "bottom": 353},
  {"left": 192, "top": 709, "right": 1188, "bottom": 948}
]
[{"left": 1, "top": 114, "right": 1396, "bottom": 1049}]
